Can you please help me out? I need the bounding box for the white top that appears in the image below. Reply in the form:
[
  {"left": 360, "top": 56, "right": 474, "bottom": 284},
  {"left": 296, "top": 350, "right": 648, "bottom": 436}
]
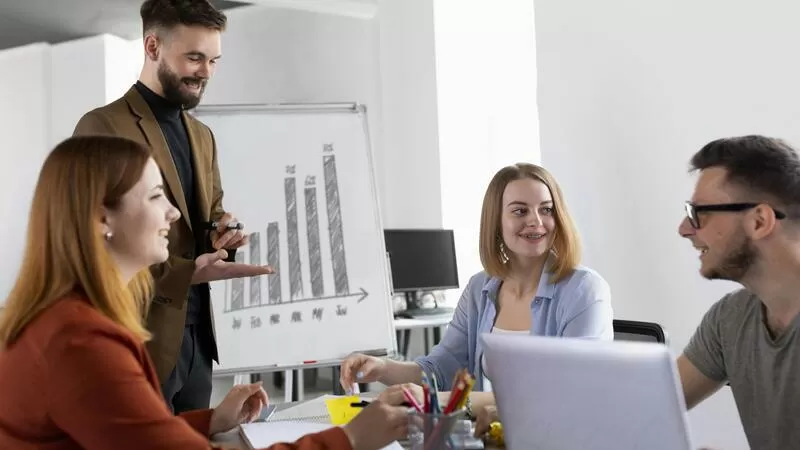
[{"left": 481, "top": 327, "right": 530, "bottom": 391}]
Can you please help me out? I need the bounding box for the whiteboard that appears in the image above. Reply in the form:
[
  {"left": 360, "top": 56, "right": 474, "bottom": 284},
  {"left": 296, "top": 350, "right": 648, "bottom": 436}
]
[{"left": 192, "top": 103, "right": 396, "bottom": 375}]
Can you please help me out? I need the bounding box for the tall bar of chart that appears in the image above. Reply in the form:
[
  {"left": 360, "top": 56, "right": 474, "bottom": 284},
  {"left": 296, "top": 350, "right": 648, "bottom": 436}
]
[
  {"left": 305, "top": 179, "right": 324, "bottom": 297},
  {"left": 223, "top": 150, "right": 366, "bottom": 313},
  {"left": 324, "top": 147, "right": 349, "bottom": 295},
  {"left": 284, "top": 174, "right": 304, "bottom": 300}
]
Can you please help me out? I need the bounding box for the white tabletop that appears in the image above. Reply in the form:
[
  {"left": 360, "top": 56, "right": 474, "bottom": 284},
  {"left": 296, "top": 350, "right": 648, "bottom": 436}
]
[{"left": 393, "top": 313, "right": 453, "bottom": 330}]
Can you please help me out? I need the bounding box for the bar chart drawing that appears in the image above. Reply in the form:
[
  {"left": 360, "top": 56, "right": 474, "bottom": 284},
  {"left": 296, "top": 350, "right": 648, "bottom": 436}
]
[{"left": 223, "top": 151, "right": 366, "bottom": 313}]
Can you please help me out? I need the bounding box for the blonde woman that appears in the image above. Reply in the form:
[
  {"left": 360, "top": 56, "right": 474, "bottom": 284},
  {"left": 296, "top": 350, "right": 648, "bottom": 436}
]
[{"left": 340, "top": 163, "right": 614, "bottom": 426}]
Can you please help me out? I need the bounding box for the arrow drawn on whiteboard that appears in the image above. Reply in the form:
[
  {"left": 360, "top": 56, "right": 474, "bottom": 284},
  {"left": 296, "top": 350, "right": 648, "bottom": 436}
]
[{"left": 222, "top": 287, "right": 368, "bottom": 313}]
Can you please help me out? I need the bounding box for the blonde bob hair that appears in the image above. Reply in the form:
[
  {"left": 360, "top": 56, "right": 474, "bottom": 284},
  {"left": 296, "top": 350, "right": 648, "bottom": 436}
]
[
  {"left": 0, "top": 136, "right": 154, "bottom": 346},
  {"left": 478, "top": 162, "right": 581, "bottom": 284}
]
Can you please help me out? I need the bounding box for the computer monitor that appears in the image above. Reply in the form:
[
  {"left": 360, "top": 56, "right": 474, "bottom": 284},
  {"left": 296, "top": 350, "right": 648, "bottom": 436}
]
[{"left": 383, "top": 229, "right": 459, "bottom": 311}]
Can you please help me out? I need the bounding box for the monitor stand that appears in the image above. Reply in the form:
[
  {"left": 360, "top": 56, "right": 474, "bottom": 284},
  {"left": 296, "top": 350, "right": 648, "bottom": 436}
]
[{"left": 394, "top": 291, "right": 454, "bottom": 318}]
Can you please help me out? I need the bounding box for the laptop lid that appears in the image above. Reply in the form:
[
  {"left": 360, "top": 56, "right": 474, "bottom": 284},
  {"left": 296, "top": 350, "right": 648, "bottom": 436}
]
[{"left": 480, "top": 333, "right": 694, "bottom": 450}]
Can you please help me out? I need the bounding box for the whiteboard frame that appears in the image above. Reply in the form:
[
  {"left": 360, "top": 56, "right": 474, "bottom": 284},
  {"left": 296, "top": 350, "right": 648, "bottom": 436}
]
[{"left": 192, "top": 102, "right": 398, "bottom": 376}]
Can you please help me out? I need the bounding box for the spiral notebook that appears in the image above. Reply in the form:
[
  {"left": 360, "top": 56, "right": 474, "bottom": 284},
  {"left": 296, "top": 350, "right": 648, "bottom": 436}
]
[{"left": 264, "top": 394, "right": 337, "bottom": 424}]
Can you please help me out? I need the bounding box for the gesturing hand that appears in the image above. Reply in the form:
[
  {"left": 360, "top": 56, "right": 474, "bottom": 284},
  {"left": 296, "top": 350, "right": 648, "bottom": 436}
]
[
  {"left": 209, "top": 382, "right": 269, "bottom": 435},
  {"left": 192, "top": 249, "right": 275, "bottom": 284}
]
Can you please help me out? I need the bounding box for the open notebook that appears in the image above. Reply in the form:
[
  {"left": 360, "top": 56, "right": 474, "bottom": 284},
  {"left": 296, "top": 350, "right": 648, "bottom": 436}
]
[
  {"left": 239, "top": 421, "right": 402, "bottom": 450},
  {"left": 240, "top": 395, "right": 402, "bottom": 449}
]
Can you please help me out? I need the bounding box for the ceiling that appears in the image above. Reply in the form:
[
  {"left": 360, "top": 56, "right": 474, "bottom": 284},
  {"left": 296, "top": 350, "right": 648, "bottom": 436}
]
[{"left": 0, "top": 0, "right": 253, "bottom": 50}]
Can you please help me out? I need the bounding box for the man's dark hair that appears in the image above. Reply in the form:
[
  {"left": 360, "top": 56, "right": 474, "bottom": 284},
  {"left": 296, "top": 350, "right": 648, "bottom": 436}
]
[
  {"left": 690, "top": 135, "right": 800, "bottom": 213},
  {"left": 140, "top": 0, "right": 227, "bottom": 34}
]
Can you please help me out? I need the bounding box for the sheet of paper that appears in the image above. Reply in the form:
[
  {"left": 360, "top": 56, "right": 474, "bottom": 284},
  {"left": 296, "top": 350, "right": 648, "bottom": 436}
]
[
  {"left": 239, "top": 421, "right": 402, "bottom": 450},
  {"left": 324, "top": 395, "right": 362, "bottom": 425}
]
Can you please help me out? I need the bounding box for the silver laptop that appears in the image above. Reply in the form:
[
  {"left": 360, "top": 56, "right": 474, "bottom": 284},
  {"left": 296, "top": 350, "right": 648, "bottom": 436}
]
[{"left": 480, "top": 333, "right": 694, "bottom": 450}]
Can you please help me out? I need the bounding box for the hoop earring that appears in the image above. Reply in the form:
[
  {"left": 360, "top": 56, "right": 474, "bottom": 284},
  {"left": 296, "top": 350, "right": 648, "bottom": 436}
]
[{"left": 499, "top": 241, "right": 510, "bottom": 264}]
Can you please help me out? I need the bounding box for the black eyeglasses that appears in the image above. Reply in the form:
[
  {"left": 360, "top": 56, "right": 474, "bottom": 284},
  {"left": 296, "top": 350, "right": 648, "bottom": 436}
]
[{"left": 684, "top": 201, "right": 787, "bottom": 229}]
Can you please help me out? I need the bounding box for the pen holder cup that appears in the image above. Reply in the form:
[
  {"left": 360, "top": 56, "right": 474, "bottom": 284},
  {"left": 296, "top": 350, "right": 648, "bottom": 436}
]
[{"left": 407, "top": 410, "right": 466, "bottom": 450}]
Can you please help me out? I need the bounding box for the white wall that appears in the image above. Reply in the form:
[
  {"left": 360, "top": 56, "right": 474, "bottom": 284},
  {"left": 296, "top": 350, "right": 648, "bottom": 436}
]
[
  {"left": 433, "top": 0, "right": 539, "bottom": 294},
  {"left": 50, "top": 34, "right": 140, "bottom": 147},
  {"left": 376, "top": 0, "right": 443, "bottom": 228},
  {"left": 535, "top": 0, "right": 800, "bottom": 448},
  {"left": 0, "top": 44, "right": 51, "bottom": 304},
  {"left": 0, "top": 36, "right": 139, "bottom": 304},
  {"left": 49, "top": 36, "right": 108, "bottom": 146},
  {"left": 104, "top": 35, "right": 142, "bottom": 104}
]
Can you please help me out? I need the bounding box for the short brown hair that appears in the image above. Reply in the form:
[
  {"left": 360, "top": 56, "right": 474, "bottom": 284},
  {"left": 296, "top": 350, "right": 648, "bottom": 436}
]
[
  {"left": 140, "top": 0, "right": 227, "bottom": 34},
  {"left": 690, "top": 135, "right": 800, "bottom": 217},
  {"left": 479, "top": 163, "right": 581, "bottom": 283},
  {"left": 0, "top": 136, "right": 154, "bottom": 346}
]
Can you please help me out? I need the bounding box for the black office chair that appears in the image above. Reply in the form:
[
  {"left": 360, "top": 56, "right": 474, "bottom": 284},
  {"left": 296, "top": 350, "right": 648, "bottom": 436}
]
[{"left": 613, "top": 319, "right": 668, "bottom": 344}]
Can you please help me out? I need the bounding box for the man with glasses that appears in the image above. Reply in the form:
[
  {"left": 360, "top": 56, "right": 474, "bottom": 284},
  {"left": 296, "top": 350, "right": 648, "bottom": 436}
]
[{"left": 677, "top": 135, "right": 800, "bottom": 449}]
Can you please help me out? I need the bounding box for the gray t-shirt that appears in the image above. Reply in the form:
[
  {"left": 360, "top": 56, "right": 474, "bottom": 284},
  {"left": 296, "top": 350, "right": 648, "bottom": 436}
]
[{"left": 684, "top": 288, "right": 800, "bottom": 450}]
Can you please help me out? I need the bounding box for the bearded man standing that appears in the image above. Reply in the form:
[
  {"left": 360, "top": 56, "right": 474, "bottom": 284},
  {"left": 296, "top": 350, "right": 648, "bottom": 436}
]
[{"left": 73, "top": 0, "right": 273, "bottom": 413}]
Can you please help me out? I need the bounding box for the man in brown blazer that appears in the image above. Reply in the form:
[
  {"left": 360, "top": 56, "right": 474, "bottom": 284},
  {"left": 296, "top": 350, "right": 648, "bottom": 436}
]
[{"left": 73, "top": 0, "right": 273, "bottom": 413}]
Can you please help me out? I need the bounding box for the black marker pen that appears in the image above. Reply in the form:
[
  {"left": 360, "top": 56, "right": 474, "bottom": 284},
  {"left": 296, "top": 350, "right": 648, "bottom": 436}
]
[{"left": 202, "top": 221, "right": 244, "bottom": 230}]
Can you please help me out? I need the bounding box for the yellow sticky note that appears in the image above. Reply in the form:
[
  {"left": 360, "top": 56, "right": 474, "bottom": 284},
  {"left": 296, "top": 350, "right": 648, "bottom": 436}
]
[{"left": 325, "top": 395, "right": 362, "bottom": 425}]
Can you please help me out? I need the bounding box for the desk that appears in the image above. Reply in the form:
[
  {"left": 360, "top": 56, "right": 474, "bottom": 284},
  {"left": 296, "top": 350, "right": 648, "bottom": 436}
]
[
  {"left": 210, "top": 395, "right": 500, "bottom": 449},
  {"left": 394, "top": 313, "right": 453, "bottom": 358}
]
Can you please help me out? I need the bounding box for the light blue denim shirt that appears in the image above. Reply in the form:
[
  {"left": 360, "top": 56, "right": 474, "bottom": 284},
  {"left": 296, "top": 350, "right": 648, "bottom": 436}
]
[{"left": 414, "top": 263, "right": 614, "bottom": 391}]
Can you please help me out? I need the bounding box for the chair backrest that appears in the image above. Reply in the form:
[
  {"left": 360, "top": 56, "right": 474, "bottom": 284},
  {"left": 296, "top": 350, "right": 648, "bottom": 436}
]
[{"left": 613, "top": 319, "right": 668, "bottom": 344}]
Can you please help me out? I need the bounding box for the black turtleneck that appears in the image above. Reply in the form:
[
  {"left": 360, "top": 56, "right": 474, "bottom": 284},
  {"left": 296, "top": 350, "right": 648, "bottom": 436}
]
[
  {"left": 135, "top": 81, "right": 205, "bottom": 326},
  {"left": 135, "top": 81, "right": 196, "bottom": 213}
]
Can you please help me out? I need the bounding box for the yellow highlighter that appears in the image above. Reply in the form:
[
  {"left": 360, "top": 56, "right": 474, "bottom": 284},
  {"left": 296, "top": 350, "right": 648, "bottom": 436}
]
[{"left": 324, "top": 395, "right": 362, "bottom": 425}]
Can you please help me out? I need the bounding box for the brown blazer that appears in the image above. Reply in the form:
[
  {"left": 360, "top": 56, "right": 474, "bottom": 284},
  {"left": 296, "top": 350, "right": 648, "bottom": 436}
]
[
  {"left": 72, "top": 86, "right": 225, "bottom": 382},
  {"left": 0, "top": 294, "right": 353, "bottom": 450}
]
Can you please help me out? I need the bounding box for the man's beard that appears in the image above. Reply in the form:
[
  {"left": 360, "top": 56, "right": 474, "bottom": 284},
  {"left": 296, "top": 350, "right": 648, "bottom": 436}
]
[
  {"left": 157, "top": 61, "right": 206, "bottom": 110},
  {"left": 704, "top": 234, "right": 758, "bottom": 282}
]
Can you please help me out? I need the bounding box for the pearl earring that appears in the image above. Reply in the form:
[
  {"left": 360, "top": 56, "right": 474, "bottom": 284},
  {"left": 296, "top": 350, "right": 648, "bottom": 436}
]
[{"left": 104, "top": 231, "right": 113, "bottom": 241}]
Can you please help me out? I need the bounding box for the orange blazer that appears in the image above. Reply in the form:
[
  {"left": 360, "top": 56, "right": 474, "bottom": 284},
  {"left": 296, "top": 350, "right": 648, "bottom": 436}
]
[{"left": 0, "top": 294, "right": 351, "bottom": 450}]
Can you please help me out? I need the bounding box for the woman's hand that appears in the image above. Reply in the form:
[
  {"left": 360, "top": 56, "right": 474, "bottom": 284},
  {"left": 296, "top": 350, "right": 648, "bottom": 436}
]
[
  {"left": 377, "top": 383, "right": 426, "bottom": 408},
  {"left": 209, "top": 382, "right": 269, "bottom": 435},
  {"left": 339, "top": 353, "right": 388, "bottom": 393},
  {"left": 342, "top": 389, "right": 409, "bottom": 450},
  {"left": 473, "top": 404, "right": 499, "bottom": 437}
]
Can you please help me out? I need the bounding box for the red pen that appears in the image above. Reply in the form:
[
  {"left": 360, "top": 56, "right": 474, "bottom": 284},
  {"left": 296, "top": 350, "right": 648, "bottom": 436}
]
[
  {"left": 443, "top": 380, "right": 465, "bottom": 414},
  {"left": 401, "top": 386, "right": 424, "bottom": 413},
  {"left": 422, "top": 383, "right": 430, "bottom": 413}
]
